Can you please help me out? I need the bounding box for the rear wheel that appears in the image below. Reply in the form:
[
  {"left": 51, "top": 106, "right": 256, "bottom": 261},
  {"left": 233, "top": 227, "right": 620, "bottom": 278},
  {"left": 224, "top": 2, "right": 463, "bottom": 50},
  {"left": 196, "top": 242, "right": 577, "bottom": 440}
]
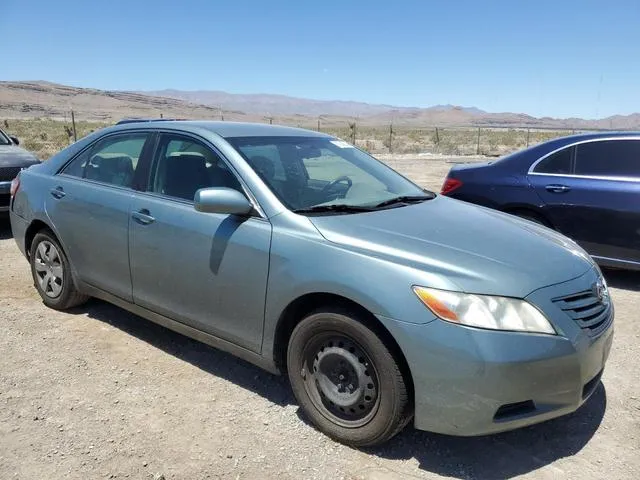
[
  {"left": 287, "top": 308, "right": 413, "bottom": 447},
  {"left": 30, "top": 230, "right": 89, "bottom": 310}
]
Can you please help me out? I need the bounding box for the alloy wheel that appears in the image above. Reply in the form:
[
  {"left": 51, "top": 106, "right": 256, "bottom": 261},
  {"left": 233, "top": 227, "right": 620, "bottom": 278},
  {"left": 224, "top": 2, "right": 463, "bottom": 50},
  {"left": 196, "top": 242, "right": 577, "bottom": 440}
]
[{"left": 34, "top": 240, "right": 64, "bottom": 298}]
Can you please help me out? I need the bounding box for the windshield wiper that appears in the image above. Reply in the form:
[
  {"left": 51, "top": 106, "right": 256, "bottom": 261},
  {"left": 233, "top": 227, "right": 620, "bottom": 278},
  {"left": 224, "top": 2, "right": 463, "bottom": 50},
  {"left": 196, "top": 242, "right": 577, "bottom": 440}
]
[
  {"left": 373, "top": 193, "right": 435, "bottom": 209},
  {"left": 293, "top": 204, "right": 375, "bottom": 214}
]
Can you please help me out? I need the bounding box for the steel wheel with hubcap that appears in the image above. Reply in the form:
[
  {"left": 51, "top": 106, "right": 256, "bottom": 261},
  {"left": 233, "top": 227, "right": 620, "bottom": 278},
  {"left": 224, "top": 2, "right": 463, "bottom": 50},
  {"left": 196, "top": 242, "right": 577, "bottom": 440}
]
[
  {"left": 30, "top": 230, "right": 89, "bottom": 310},
  {"left": 304, "top": 333, "right": 380, "bottom": 427},
  {"left": 287, "top": 308, "right": 413, "bottom": 447}
]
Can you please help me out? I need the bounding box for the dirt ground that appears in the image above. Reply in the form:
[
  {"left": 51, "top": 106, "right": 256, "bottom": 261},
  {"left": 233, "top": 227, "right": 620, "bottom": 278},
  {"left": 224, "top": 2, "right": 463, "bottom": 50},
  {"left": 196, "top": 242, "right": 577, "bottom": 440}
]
[{"left": 1, "top": 155, "right": 639, "bottom": 480}]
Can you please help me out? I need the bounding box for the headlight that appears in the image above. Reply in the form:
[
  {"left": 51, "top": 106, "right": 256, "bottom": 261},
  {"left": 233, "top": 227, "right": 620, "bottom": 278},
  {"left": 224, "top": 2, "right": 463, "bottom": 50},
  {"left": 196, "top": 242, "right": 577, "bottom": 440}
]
[{"left": 413, "top": 286, "right": 556, "bottom": 334}]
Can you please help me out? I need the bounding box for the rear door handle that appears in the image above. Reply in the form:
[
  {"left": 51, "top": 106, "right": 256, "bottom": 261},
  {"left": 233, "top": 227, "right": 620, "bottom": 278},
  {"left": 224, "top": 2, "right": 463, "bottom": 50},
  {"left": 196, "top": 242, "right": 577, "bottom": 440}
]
[
  {"left": 50, "top": 186, "right": 66, "bottom": 199},
  {"left": 132, "top": 209, "right": 155, "bottom": 225},
  {"left": 545, "top": 184, "right": 571, "bottom": 193}
]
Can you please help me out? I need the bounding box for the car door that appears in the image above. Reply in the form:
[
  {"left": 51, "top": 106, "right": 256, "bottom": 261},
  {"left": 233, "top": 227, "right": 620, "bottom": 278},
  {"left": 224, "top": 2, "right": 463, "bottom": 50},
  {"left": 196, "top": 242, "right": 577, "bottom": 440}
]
[
  {"left": 46, "top": 131, "right": 153, "bottom": 301},
  {"left": 129, "top": 132, "right": 272, "bottom": 352},
  {"left": 528, "top": 138, "right": 640, "bottom": 263}
]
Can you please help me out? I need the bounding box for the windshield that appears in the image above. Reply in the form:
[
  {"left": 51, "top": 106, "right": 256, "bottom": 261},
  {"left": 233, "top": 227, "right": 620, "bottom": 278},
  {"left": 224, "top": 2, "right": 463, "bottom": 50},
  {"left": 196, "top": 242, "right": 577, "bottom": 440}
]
[
  {"left": 0, "top": 129, "right": 10, "bottom": 146},
  {"left": 227, "top": 136, "right": 431, "bottom": 212}
]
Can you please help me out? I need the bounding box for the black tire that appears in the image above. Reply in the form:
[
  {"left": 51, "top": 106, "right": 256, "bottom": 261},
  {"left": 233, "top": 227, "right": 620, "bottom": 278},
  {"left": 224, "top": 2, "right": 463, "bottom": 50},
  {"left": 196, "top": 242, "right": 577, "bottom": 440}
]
[
  {"left": 30, "top": 230, "right": 89, "bottom": 310},
  {"left": 287, "top": 308, "right": 413, "bottom": 447}
]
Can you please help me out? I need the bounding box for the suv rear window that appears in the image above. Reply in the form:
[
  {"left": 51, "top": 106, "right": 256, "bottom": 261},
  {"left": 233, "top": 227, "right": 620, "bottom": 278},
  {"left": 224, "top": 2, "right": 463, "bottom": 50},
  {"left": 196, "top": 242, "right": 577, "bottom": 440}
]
[
  {"left": 533, "top": 147, "right": 572, "bottom": 174},
  {"left": 575, "top": 140, "right": 640, "bottom": 177}
]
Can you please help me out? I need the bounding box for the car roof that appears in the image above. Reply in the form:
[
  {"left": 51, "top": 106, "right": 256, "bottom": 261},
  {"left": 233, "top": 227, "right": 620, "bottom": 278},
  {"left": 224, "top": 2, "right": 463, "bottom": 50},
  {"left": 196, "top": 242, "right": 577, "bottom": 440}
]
[
  {"left": 111, "top": 120, "right": 332, "bottom": 138},
  {"left": 547, "top": 131, "right": 640, "bottom": 142},
  {"left": 115, "top": 118, "right": 187, "bottom": 125}
]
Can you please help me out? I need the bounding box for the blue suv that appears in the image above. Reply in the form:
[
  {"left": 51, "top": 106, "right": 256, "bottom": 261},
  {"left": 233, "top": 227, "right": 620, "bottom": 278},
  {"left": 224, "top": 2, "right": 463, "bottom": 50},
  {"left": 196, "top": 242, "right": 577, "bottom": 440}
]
[{"left": 441, "top": 132, "right": 640, "bottom": 270}]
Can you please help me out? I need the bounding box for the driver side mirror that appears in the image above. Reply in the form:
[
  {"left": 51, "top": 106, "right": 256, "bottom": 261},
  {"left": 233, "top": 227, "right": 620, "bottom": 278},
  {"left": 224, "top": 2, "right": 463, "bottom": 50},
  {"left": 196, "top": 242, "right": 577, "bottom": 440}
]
[
  {"left": 10, "top": 135, "right": 19, "bottom": 145},
  {"left": 194, "top": 187, "right": 254, "bottom": 216}
]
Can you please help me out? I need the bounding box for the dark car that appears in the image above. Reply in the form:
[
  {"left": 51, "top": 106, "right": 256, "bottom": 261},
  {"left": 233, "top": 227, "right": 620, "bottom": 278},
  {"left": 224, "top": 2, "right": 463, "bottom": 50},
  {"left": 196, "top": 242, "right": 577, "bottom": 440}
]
[
  {"left": 441, "top": 132, "right": 640, "bottom": 270},
  {"left": 0, "top": 128, "right": 39, "bottom": 215}
]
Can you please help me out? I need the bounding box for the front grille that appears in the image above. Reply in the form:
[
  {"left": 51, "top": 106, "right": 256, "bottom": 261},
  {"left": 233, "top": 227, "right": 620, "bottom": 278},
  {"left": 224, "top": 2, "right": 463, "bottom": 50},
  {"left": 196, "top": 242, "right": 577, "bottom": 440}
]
[
  {"left": 553, "top": 289, "right": 612, "bottom": 334},
  {"left": 0, "top": 194, "right": 9, "bottom": 207},
  {"left": 0, "top": 166, "right": 21, "bottom": 182}
]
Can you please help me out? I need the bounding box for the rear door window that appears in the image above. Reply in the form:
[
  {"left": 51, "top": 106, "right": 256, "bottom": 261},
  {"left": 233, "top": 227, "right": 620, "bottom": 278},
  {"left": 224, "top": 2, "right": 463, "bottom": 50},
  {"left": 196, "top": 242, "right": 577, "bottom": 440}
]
[
  {"left": 574, "top": 140, "right": 640, "bottom": 177},
  {"left": 61, "top": 133, "right": 149, "bottom": 188},
  {"left": 533, "top": 147, "right": 573, "bottom": 175}
]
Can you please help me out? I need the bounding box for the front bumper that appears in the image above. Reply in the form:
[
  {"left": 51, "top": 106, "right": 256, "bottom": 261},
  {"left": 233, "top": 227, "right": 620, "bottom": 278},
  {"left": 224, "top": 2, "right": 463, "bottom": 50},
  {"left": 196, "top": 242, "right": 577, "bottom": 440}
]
[{"left": 378, "top": 266, "right": 614, "bottom": 436}]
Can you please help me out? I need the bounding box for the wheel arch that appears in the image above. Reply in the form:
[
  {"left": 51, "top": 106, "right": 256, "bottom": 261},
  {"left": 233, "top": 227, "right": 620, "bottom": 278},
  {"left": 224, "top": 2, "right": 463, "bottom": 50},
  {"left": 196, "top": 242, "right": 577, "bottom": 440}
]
[
  {"left": 272, "top": 292, "right": 414, "bottom": 399},
  {"left": 24, "top": 219, "right": 54, "bottom": 258},
  {"left": 24, "top": 218, "right": 84, "bottom": 292}
]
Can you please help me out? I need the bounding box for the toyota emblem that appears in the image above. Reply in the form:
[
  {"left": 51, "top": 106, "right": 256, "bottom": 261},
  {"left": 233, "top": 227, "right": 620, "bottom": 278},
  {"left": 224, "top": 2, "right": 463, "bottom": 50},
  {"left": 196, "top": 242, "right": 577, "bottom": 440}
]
[{"left": 594, "top": 279, "right": 608, "bottom": 304}]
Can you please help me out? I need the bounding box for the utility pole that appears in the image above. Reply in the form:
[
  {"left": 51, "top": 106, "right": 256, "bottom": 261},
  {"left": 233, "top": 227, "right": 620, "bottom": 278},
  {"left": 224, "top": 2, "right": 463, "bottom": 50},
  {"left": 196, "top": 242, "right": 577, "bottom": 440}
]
[{"left": 71, "top": 110, "right": 77, "bottom": 142}]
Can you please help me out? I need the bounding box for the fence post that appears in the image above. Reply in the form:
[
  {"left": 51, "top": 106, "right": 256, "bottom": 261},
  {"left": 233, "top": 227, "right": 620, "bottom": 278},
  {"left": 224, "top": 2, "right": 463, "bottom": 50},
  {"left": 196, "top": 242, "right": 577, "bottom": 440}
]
[
  {"left": 160, "top": 113, "right": 163, "bottom": 119},
  {"left": 435, "top": 127, "right": 440, "bottom": 145},
  {"left": 71, "top": 110, "right": 77, "bottom": 142},
  {"left": 476, "top": 127, "right": 481, "bottom": 155},
  {"left": 389, "top": 124, "right": 393, "bottom": 153},
  {"left": 317, "top": 118, "right": 320, "bottom": 131},
  {"left": 526, "top": 128, "right": 530, "bottom": 147},
  {"left": 269, "top": 117, "right": 273, "bottom": 125}
]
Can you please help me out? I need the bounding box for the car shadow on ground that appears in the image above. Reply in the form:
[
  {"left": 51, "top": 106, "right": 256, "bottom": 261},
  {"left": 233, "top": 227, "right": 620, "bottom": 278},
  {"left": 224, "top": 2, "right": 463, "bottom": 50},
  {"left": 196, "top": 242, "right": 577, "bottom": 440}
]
[
  {"left": 602, "top": 267, "right": 640, "bottom": 291},
  {"left": 78, "top": 298, "right": 607, "bottom": 480},
  {"left": 361, "top": 383, "right": 606, "bottom": 479},
  {"left": 78, "top": 299, "right": 294, "bottom": 407}
]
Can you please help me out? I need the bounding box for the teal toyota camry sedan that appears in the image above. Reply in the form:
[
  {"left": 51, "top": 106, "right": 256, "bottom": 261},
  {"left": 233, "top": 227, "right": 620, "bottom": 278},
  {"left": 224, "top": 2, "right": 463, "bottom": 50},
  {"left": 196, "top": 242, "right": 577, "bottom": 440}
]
[{"left": 9, "top": 120, "right": 614, "bottom": 446}]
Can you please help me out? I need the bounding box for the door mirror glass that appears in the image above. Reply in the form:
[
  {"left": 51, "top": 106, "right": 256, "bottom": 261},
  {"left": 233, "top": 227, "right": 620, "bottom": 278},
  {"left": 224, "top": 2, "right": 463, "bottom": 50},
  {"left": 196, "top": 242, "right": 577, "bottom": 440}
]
[
  {"left": 10, "top": 135, "right": 19, "bottom": 145},
  {"left": 194, "top": 187, "right": 254, "bottom": 216}
]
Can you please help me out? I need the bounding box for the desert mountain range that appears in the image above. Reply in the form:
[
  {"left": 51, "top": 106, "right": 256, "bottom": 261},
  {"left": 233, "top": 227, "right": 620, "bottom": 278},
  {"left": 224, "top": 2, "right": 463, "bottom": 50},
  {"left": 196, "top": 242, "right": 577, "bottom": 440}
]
[{"left": 1, "top": 80, "right": 639, "bottom": 130}]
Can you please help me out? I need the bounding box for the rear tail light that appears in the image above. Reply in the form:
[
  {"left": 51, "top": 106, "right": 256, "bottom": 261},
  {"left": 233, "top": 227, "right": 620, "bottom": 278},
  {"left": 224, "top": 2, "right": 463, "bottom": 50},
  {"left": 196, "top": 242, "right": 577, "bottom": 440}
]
[
  {"left": 10, "top": 175, "right": 20, "bottom": 197},
  {"left": 441, "top": 177, "right": 463, "bottom": 195}
]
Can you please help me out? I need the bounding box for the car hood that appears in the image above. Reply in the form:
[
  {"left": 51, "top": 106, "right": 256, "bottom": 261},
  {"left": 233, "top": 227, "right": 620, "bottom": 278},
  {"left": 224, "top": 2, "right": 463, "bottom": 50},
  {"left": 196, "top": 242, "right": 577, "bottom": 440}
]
[
  {"left": 0, "top": 145, "right": 39, "bottom": 167},
  {"left": 308, "top": 196, "right": 594, "bottom": 298}
]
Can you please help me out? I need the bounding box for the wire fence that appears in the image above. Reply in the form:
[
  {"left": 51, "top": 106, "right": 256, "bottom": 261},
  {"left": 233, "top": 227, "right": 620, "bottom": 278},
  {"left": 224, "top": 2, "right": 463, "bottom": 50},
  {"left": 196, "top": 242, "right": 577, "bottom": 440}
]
[
  {"left": 299, "top": 122, "right": 598, "bottom": 156},
  {"left": 2, "top": 113, "right": 633, "bottom": 160}
]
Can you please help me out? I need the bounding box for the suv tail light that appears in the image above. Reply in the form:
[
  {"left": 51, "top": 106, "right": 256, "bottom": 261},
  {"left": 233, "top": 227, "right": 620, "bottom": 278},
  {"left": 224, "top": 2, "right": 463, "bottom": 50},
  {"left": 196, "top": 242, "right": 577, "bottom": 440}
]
[
  {"left": 10, "top": 175, "right": 20, "bottom": 197},
  {"left": 441, "top": 177, "right": 463, "bottom": 195}
]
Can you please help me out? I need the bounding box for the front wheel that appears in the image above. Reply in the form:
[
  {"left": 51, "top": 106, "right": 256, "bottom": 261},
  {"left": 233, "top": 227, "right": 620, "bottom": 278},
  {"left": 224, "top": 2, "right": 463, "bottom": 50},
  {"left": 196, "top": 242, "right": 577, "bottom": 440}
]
[
  {"left": 30, "top": 230, "right": 89, "bottom": 310},
  {"left": 287, "top": 309, "right": 413, "bottom": 447}
]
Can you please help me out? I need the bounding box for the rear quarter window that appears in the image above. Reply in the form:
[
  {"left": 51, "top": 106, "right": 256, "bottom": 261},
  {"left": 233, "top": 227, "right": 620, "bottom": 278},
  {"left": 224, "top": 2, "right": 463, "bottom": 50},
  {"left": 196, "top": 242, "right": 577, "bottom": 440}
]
[{"left": 532, "top": 147, "right": 573, "bottom": 174}]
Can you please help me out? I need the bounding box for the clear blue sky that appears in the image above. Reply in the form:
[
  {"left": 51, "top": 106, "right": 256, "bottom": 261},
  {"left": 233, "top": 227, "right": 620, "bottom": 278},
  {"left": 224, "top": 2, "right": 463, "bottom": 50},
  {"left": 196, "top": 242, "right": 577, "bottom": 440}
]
[{"left": 2, "top": 0, "right": 639, "bottom": 118}]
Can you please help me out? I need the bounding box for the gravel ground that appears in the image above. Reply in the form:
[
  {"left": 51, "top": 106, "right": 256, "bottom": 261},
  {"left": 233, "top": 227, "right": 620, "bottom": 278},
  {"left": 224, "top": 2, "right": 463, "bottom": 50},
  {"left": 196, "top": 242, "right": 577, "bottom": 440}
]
[{"left": 1, "top": 155, "right": 639, "bottom": 480}]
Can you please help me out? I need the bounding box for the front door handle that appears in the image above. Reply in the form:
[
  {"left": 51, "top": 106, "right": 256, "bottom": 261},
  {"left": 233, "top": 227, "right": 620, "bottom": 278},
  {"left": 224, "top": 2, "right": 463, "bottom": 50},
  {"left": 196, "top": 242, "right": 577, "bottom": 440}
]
[
  {"left": 132, "top": 209, "right": 155, "bottom": 225},
  {"left": 50, "top": 186, "right": 66, "bottom": 199},
  {"left": 545, "top": 184, "right": 571, "bottom": 193}
]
